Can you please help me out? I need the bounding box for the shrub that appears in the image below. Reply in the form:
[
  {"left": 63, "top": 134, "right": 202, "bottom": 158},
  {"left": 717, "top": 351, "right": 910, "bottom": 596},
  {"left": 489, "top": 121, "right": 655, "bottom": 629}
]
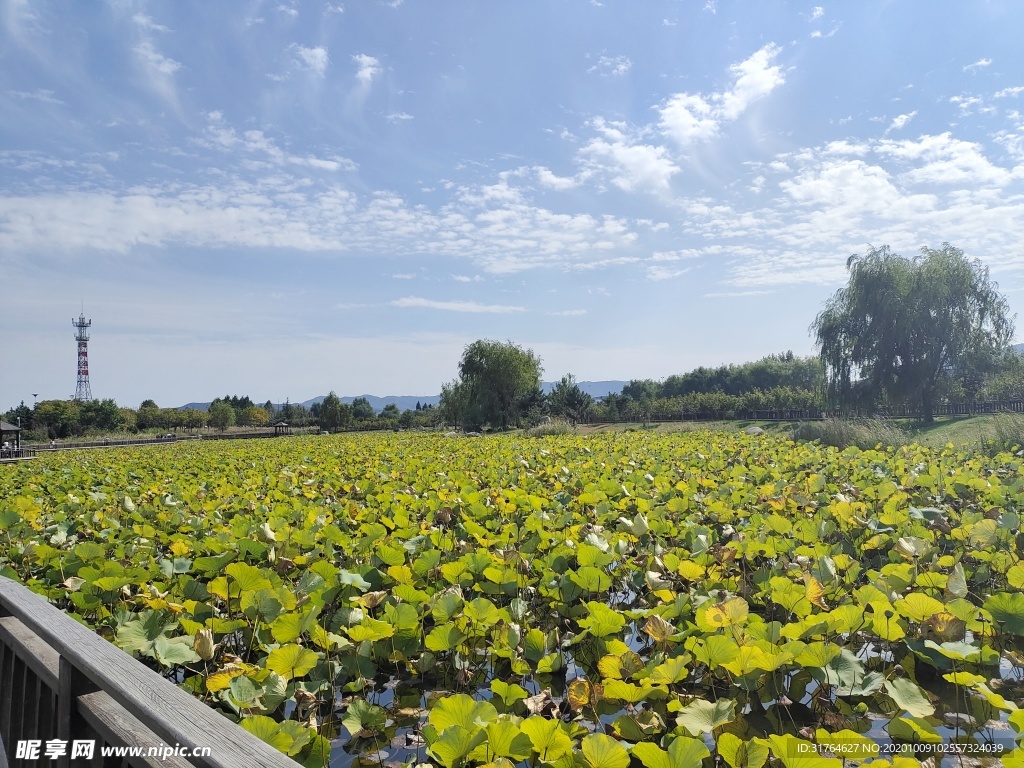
[
  {"left": 983, "top": 410, "right": 1024, "bottom": 455},
  {"left": 524, "top": 421, "right": 576, "bottom": 437},
  {"left": 791, "top": 418, "right": 909, "bottom": 450}
]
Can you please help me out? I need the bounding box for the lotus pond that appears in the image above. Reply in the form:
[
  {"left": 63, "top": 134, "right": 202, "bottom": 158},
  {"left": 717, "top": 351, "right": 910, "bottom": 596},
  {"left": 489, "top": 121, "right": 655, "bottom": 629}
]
[{"left": 3, "top": 431, "right": 1024, "bottom": 768}]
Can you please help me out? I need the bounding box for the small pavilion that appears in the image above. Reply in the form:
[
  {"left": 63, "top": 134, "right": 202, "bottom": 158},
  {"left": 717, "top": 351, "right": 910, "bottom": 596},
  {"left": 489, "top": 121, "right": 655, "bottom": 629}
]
[
  {"left": 273, "top": 421, "right": 290, "bottom": 436},
  {"left": 0, "top": 420, "right": 21, "bottom": 450},
  {"left": 1, "top": 420, "right": 22, "bottom": 458}
]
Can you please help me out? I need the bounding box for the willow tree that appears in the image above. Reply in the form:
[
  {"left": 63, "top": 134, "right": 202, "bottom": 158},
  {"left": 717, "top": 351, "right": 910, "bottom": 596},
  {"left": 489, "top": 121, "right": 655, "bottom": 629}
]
[
  {"left": 456, "top": 340, "right": 543, "bottom": 430},
  {"left": 812, "top": 244, "right": 1014, "bottom": 421}
]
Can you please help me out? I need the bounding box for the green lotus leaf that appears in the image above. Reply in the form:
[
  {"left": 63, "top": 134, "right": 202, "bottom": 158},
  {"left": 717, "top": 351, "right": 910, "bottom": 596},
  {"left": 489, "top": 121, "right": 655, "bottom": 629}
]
[
  {"left": 885, "top": 677, "right": 935, "bottom": 717},
  {"left": 425, "top": 623, "right": 466, "bottom": 652},
  {"left": 266, "top": 644, "right": 318, "bottom": 680},
  {"left": 474, "top": 721, "right": 533, "bottom": 762},
  {"left": 717, "top": 733, "right": 769, "bottom": 768},
  {"left": 983, "top": 592, "right": 1024, "bottom": 635},
  {"left": 578, "top": 602, "right": 625, "bottom": 637},
  {"left": 428, "top": 725, "right": 487, "bottom": 768},
  {"left": 580, "top": 734, "right": 630, "bottom": 768},
  {"left": 490, "top": 679, "right": 529, "bottom": 707},
  {"left": 632, "top": 736, "right": 710, "bottom": 768},
  {"left": 675, "top": 698, "right": 735, "bottom": 736},
  {"left": 241, "top": 715, "right": 294, "bottom": 753},
  {"left": 519, "top": 717, "right": 572, "bottom": 763},
  {"left": 225, "top": 562, "right": 272, "bottom": 592},
  {"left": 341, "top": 698, "right": 388, "bottom": 738},
  {"left": 887, "top": 716, "right": 943, "bottom": 743},
  {"left": 428, "top": 693, "right": 498, "bottom": 733}
]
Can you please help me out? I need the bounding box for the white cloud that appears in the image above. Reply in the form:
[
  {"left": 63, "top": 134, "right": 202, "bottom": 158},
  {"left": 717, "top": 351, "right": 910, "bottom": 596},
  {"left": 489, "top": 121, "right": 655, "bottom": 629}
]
[
  {"left": 391, "top": 297, "right": 525, "bottom": 313},
  {"left": 659, "top": 93, "right": 718, "bottom": 145},
  {"left": 950, "top": 94, "right": 983, "bottom": 116},
  {"left": 963, "top": 58, "right": 992, "bottom": 73},
  {"left": 885, "top": 111, "right": 917, "bottom": 134},
  {"left": 877, "top": 132, "right": 1013, "bottom": 186},
  {"left": 579, "top": 125, "right": 678, "bottom": 192},
  {"left": 549, "top": 309, "right": 587, "bottom": 316},
  {"left": 196, "top": 114, "right": 356, "bottom": 172},
  {"left": 8, "top": 89, "right": 62, "bottom": 104},
  {"left": 587, "top": 55, "right": 632, "bottom": 77},
  {"left": 451, "top": 275, "right": 483, "bottom": 283},
  {"left": 134, "top": 41, "right": 181, "bottom": 76},
  {"left": 277, "top": 4, "right": 299, "bottom": 17},
  {"left": 647, "top": 266, "right": 690, "bottom": 281},
  {"left": 392, "top": 273, "right": 416, "bottom": 279},
  {"left": 133, "top": 40, "right": 181, "bottom": 105},
  {"left": 132, "top": 13, "right": 169, "bottom": 32},
  {"left": 353, "top": 54, "right": 381, "bottom": 85},
  {"left": 0, "top": 154, "right": 641, "bottom": 276},
  {"left": 387, "top": 112, "right": 414, "bottom": 122},
  {"left": 659, "top": 44, "right": 784, "bottom": 146},
  {"left": 294, "top": 45, "right": 329, "bottom": 76},
  {"left": 705, "top": 289, "right": 773, "bottom": 297},
  {"left": 651, "top": 250, "right": 702, "bottom": 262},
  {"left": 996, "top": 86, "right": 1024, "bottom": 99},
  {"left": 810, "top": 7, "right": 824, "bottom": 20},
  {"left": 534, "top": 166, "right": 578, "bottom": 190}
]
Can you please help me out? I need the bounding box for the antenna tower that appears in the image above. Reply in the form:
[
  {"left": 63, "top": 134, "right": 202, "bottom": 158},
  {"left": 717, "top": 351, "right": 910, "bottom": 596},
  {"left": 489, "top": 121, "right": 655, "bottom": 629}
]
[{"left": 72, "top": 311, "right": 93, "bottom": 401}]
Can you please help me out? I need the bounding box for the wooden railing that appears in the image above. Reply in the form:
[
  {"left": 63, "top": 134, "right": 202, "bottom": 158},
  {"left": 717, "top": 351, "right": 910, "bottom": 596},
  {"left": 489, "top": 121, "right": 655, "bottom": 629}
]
[{"left": 0, "top": 577, "right": 299, "bottom": 768}]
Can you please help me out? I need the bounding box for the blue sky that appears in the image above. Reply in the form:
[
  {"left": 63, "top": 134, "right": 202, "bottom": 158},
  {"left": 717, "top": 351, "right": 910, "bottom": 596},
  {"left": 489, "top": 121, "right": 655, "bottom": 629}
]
[{"left": 2, "top": 1, "right": 1024, "bottom": 407}]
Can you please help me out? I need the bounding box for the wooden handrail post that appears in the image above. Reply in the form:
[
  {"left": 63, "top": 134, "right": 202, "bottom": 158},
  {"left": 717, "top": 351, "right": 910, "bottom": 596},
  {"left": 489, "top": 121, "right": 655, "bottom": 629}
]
[{"left": 56, "top": 656, "right": 98, "bottom": 768}]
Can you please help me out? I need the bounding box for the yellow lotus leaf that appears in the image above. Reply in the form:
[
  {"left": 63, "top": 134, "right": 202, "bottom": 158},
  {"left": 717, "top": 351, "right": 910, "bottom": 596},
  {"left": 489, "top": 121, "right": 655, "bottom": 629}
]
[
  {"left": 699, "top": 597, "right": 749, "bottom": 631},
  {"left": 803, "top": 575, "right": 829, "bottom": 611}
]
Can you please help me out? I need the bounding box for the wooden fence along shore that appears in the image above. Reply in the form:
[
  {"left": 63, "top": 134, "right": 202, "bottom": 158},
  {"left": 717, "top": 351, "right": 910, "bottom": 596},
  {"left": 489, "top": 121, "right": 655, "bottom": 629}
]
[{"left": 0, "top": 577, "right": 300, "bottom": 768}]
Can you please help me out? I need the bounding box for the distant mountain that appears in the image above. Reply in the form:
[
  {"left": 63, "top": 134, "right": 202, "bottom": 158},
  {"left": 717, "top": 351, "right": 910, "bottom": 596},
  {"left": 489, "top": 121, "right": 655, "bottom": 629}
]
[
  {"left": 178, "top": 381, "right": 629, "bottom": 414},
  {"left": 542, "top": 380, "right": 628, "bottom": 398},
  {"left": 304, "top": 394, "right": 440, "bottom": 412}
]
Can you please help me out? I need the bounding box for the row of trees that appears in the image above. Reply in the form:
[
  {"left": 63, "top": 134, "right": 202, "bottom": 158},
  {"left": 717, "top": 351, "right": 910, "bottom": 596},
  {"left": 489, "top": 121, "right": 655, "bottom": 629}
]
[
  {"left": 2, "top": 393, "right": 445, "bottom": 441},
  {"left": 7, "top": 246, "right": 1019, "bottom": 439}
]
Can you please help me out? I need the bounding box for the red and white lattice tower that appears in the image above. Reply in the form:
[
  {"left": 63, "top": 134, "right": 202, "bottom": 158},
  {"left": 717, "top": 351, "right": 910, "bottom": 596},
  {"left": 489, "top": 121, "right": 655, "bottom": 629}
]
[{"left": 72, "top": 311, "right": 93, "bottom": 401}]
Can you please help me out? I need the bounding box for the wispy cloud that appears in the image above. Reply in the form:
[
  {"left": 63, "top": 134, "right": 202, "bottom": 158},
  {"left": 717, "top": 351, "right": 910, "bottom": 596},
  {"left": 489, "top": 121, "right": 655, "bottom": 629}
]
[
  {"left": 579, "top": 118, "right": 678, "bottom": 192},
  {"left": 950, "top": 94, "right": 983, "bottom": 116},
  {"left": 134, "top": 40, "right": 181, "bottom": 76},
  {"left": 704, "top": 289, "right": 773, "bottom": 297},
  {"left": 587, "top": 55, "right": 632, "bottom": 77},
  {"left": 659, "top": 44, "right": 785, "bottom": 146},
  {"left": 549, "top": 309, "right": 587, "bottom": 316},
  {"left": 133, "top": 40, "right": 181, "bottom": 106},
  {"left": 810, "top": 7, "right": 824, "bottom": 20},
  {"left": 353, "top": 54, "right": 381, "bottom": 86},
  {"left": 8, "top": 89, "right": 62, "bottom": 104},
  {"left": 995, "top": 86, "right": 1024, "bottom": 99},
  {"left": 294, "top": 45, "right": 329, "bottom": 76},
  {"left": 195, "top": 113, "right": 356, "bottom": 171},
  {"left": 963, "top": 58, "right": 992, "bottom": 73},
  {"left": 391, "top": 297, "right": 525, "bottom": 313},
  {"left": 534, "top": 166, "right": 578, "bottom": 190},
  {"left": 885, "top": 111, "right": 917, "bottom": 134},
  {"left": 387, "top": 112, "right": 414, "bottom": 122},
  {"left": 132, "top": 13, "right": 170, "bottom": 32},
  {"left": 647, "top": 266, "right": 690, "bottom": 281}
]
